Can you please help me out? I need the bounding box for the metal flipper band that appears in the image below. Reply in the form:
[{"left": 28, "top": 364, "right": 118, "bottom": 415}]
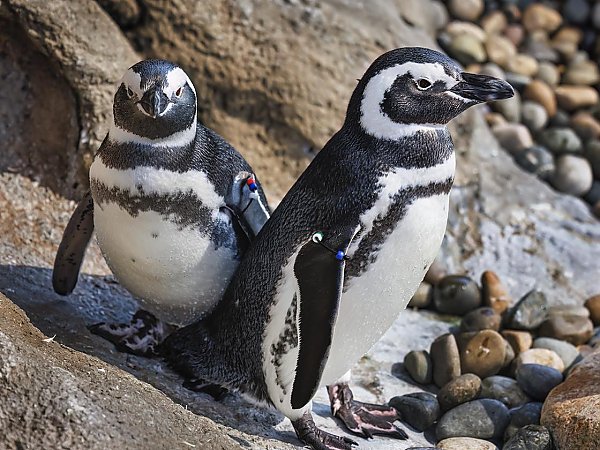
[{"left": 312, "top": 232, "right": 350, "bottom": 261}]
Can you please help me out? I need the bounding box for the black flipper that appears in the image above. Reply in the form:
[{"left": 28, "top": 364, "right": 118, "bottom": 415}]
[
  {"left": 52, "top": 191, "right": 94, "bottom": 295},
  {"left": 225, "top": 171, "right": 270, "bottom": 244},
  {"left": 290, "top": 225, "right": 358, "bottom": 410}
]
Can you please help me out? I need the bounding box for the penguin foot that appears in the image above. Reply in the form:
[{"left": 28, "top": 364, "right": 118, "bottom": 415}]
[
  {"left": 89, "top": 310, "right": 175, "bottom": 356},
  {"left": 292, "top": 411, "right": 358, "bottom": 450},
  {"left": 327, "top": 383, "right": 407, "bottom": 440},
  {"left": 182, "top": 378, "right": 228, "bottom": 400}
]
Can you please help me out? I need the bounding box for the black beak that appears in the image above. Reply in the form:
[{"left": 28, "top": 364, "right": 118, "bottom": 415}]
[
  {"left": 450, "top": 72, "right": 514, "bottom": 103},
  {"left": 139, "top": 86, "right": 170, "bottom": 118}
]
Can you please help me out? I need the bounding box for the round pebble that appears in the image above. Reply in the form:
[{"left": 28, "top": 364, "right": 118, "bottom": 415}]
[
  {"left": 538, "top": 314, "right": 594, "bottom": 345},
  {"left": 389, "top": 392, "right": 439, "bottom": 432},
  {"left": 571, "top": 112, "right": 600, "bottom": 142},
  {"left": 481, "top": 11, "right": 507, "bottom": 35},
  {"left": 536, "top": 61, "right": 560, "bottom": 86},
  {"left": 480, "top": 375, "right": 529, "bottom": 408},
  {"left": 437, "top": 437, "right": 497, "bottom": 450},
  {"left": 504, "top": 23, "right": 524, "bottom": 46},
  {"left": 585, "top": 295, "right": 600, "bottom": 326},
  {"left": 485, "top": 35, "right": 516, "bottom": 67},
  {"left": 436, "top": 398, "right": 509, "bottom": 440},
  {"left": 504, "top": 290, "right": 548, "bottom": 331},
  {"left": 514, "top": 146, "right": 555, "bottom": 180},
  {"left": 516, "top": 364, "right": 563, "bottom": 401},
  {"left": 522, "top": 4, "right": 562, "bottom": 33},
  {"left": 552, "top": 155, "right": 593, "bottom": 196},
  {"left": 555, "top": 85, "right": 599, "bottom": 111},
  {"left": 458, "top": 330, "right": 506, "bottom": 378},
  {"left": 447, "top": 0, "right": 484, "bottom": 21},
  {"left": 563, "top": 0, "right": 591, "bottom": 25},
  {"left": 460, "top": 307, "right": 502, "bottom": 332},
  {"left": 479, "top": 63, "right": 505, "bottom": 80},
  {"left": 512, "top": 348, "right": 565, "bottom": 373},
  {"left": 533, "top": 337, "right": 580, "bottom": 369},
  {"left": 538, "top": 127, "right": 582, "bottom": 154},
  {"left": 448, "top": 33, "right": 487, "bottom": 65},
  {"left": 492, "top": 123, "right": 532, "bottom": 154},
  {"left": 480, "top": 270, "right": 511, "bottom": 315},
  {"left": 551, "top": 27, "right": 581, "bottom": 59},
  {"left": 584, "top": 181, "right": 600, "bottom": 205},
  {"left": 404, "top": 350, "right": 433, "bottom": 385},
  {"left": 409, "top": 282, "right": 433, "bottom": 309},
  {"left": 425, "top": 258, "right": 446, "bottom": 285},
  {"left": 548, "top": 109, "right": 571, "bottom": 128},
  {"left": 521, "top": 101, "right": 548, "bottom": 132},
  {"left": 433, "top": 275, "right": 481, "bottom": 315},
  {"left": 501, "top": 330, "right": 533, "bottom": 355},
  {"left": 431, "top": 333, "right": 461, "bottom": 388},
  {"left": 585, "top": 140, "right": 600, "bottom": 178},
  {"left": 437, "top": 373, "right": 482, "bottom": 411},
  {"left": 547, "top": 304, "right": 590, "bottom": 319},
  {"left": 445, "top": 21, "right": 487, "bottom": 41},
  {"left": 523, "top": 80, "right": 556, "bottom": 117},
  {"left": 564, "top": 59, "right": 600, "bottom": 86},
  {"left": 505, "top": 53, "right": 538, "bottom": 77},
  {"left": 491, "top": 90, "right": 522, "bottom": 123},
  {"left": 502, "top": 338, "right": 515, "bottom": 368},
  {"left": 504, "top": 424, "right": 553, "bottom": 450}
]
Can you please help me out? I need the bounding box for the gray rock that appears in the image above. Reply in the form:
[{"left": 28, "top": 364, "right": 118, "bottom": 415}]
[
  {"left": 515, "top": 364, "right": 563, "bottom": 401},
  {"left": 480, "top": 63, "right": 506, "bottom": 80},
  {"left": 522, "top": 36, "right": 558, "bottom": 62},
  {"left": 438, "top": 373, "right": 482, "bottom": 411},
  {"left": 514, "top": 146, "right": 555, "bottom": 180},
  {"left": 548, "top": 109, "right": 571, "bottom": 128},
  {"left": 436, "top": 399, "right": 510, "bottom": 440},
  {"left": 594, "top": 2, "right": 600, "bottom": 30},
  {"left": 389, "top": 392, "right": 440, "bottom": 432},
  {"left": 493, "top": 123, "right": 533, "bottom": 154},
  {"left": 460, "top": 307, "right": 502, "bottom": 332},
  {"left": 504, "top": 402, "right": 543, "bottom": 440},
  {"left": 504, "top": 290, "right": 549, "bottom": 331},
  {"left": 491, "top": 90, "right": 522, "bottom": 123},
  {"left": 504, "top": 73, "right": 531, "bottom": 91},
  {"left": 563, "top": 0, "right": 591, "bottom": 25},
  {"left": 585, "top": 140, "right": 600, "bottom": 178},
  {"left": 503, "top": 424, "right": 553, "bottom": 450},
  {"left": 533, "top": 337, "right": 580, "bottom": 368},
  {"left": 433, "top": 275, "right": 482, "bottom": 315},
  {"left": 480, "top": 376, "right": 530, "bottom": 408},
  {"left": 405, "top": 350, "right": 434, "bottom": 385},
  {"left": 584, "top": 181, "right": 600, "bottom": 206},
  {"left": 551, "top": 155, "right": 593, "bottom": 197},
  {"left": 521, "top": 101, "right": 548, "bottom": 132},
  {"left": 538, "top": 128, "right": 583, "bottom": 155},
  {"left": 536, "top": 61, "right": 560, "bottom": 86}
]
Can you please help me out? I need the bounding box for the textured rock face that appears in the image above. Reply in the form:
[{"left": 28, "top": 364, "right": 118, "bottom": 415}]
[{"left": 541, "top": 350, "right": 600, "bottom": 450}]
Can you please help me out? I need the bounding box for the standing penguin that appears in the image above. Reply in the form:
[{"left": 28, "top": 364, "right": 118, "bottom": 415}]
[
  {"left": 162, "top": 47, "right": 513, "bottom": 449},
  {"left": 53, "top": 60, "right": 270, "bottom": 355}
]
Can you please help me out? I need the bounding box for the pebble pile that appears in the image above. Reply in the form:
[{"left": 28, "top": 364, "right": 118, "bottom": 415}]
[
  {"left": 434, "top": 0, "right": 600, "bottom": 218},
  {"left": 394, "top": 262, "right": 600, "bottom": 449}
]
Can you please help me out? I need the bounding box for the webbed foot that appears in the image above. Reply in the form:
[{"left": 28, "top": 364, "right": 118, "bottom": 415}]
[
  {"left": 327, "top": 383, "right": 408, "bottom": 440},
  {"left": 89, "top": 309, "right": 175, "bottom": 356},
  {"left": 292, "top": 411, "right": 358, "bottom": 450}
]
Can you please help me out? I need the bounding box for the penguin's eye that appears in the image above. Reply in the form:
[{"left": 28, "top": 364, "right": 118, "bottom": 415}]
[
  {"left": 415, "top": 79, "right": 432, "bottom": 90},
  {"left": 175, "top": 86, "right": 184, "bottom": 98},
  {"left": 126, "top": 87, "right": 134, "bottom": 98}
]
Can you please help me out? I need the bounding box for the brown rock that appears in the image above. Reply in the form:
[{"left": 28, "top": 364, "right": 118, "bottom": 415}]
[
  {"left": 485, "top": 35, "right": 516, "bottom": 67},
  {"left": 446, "top": 20, "right": 487, "bottom": 42},
  {"left": 571, "top": 112, "right": 600, "bottom": 142},
  {"left": 564, "top": 59, "right": 600, "bottom": 86},
  {"left": 547, "top": 304, "right": 591, "bottom": 319},
  {"left": 438, "top": 437, "right": 498, "bottom": 450},
  {"left": 485, "top": 112, "right": 507, "bottom": 128},
  {"left": 424, "top": 258, "right": 446, "bottom": 285},
  {"left": 541, "top": 351, "right": 600, "bottom": 450},
  {"left": 404, "top": 349, "right": 433, "bottom": 385},
  {"left": 502, "top": 330, "right": 533, "bottom": 355},
  {"left": 505, "top": 53, "right": 539, "bottom": 77},
  {"left": 481, "top": 270, "right": 511, "bottom": 314},
  {"left": 524, "top": 80, "right": 557, "bottom": 117},
  {"left": 431, "top": 333, "right": 462, "bottom": 388},
  {"left": 408, "top": 282, "right": 433, "bottom": 308},
  {"left": 551, "top": 27, "right": 583, "bottom": 60},
  {"left": 578, "top": 345, "right": 595, "bottom": 358},
  {"left": 538, "top": 315, "right": 594, "bottom": 345},
  {"left": 458, "top": 330, "right": 506, "bottom": 378},
  {"left": 555, "top": 86, "right": 600, "bottom": 111},
  {"left": 448, "top": 0, "right": 484, "bottom": 22},
  {"left": 504, "top": 24, "right": 524, "bottom": 46},
  {"left": 503, "top": 338, "right": 516, "bottom": 368},
  {"left": 492, "top": 123, "right": 534, "bottom": 154},
  {"left": 512, "top": 348, "right": 565, "bottom": 373},
  {"left": 481, "top": 11, "right": 507, "bottom": 35},
  {"left": 437, "top": 373, "right": 482, "bottom": 411},
  {"left": 585, "top": 295, "right": 600, "bottom": 326},
  {"left": 460, "top": 307, "right": 502, "bottom": 332},
  {"left": 522, "top": 4, "right": 562, "bottom": 33}
]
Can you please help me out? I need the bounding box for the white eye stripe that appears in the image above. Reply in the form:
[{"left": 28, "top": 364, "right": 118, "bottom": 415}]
[
  {"left": 165, "top": 67, "right": 196, "bottom": 98},
  {"left": 120, "top": 69, "right": 143, "bottom": 97}
]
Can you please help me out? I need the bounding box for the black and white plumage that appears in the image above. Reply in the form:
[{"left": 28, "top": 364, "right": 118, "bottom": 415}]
[
  {"left": 163, "top": 47, "right": 513, "bottom": 449},
  {"left": 53, "top": 60, "right": 270, "bottom": 334}
]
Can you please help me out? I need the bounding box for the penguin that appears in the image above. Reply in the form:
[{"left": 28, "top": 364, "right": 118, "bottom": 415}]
[
  {"left": 162, "top": 47, "right": 513, "bottom": 449},
  {"left": 53, "top": 59, "right": 270, "bottom": 355}
]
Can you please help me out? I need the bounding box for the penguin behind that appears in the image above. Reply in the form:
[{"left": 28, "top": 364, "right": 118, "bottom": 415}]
[
  {"left": 52, "top": 59, "right": 270, "bottom": 355},
  {"left": 163, "top": 47, "right": 513, "bottom": 449}
]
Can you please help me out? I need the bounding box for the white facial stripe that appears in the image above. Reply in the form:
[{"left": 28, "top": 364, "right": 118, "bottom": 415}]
[
  {"left": 348, "top": 152, "right": 456, "bottom": 257},
  {"left": 121, "top": 69, "right": 143, "bottom": 96},
  {"left": 165, "top": 67, "right": 197, "bottom": 98},
  {"left": 360, "top": 62, "right": 459, "bottom": 140},
  {"left": 108, "top": 113, "right": 197, "bottom": 147},
  {"left": 90, "top": 153, "right": 223, "bottom": 210},
  {"left": 446, "top": 91, "right": 474, "bottom": 104}
]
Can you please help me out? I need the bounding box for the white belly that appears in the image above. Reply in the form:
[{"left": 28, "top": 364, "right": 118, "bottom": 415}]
[
  {"left": 94, "top": 203, "right": 237, "bottom": 325},
  {"left": 320, "top": 193, "right": 449, "bottom": 385}
]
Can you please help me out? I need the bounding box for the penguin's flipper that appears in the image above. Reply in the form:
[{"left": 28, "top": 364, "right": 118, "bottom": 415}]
[
  {"left": 227, "top": 171, "right": 270, "bottom": 241},
  {"left": 52, "top": 191, "right": 94, "bottom": 295},
  {"left": 290, "top": 225, "right": 359, "bottom": 410}
]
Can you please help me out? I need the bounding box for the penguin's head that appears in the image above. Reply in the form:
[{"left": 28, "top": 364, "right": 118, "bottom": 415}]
[
  {"left": 350, "top": 47, "right": 514, "bottom": 140},
  {"left": 111, "top": 59, "right": 197, "bottom": 145}
]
